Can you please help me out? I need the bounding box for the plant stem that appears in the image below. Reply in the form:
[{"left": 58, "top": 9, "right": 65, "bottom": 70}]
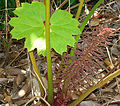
[
  {"left": 69, "top": 0, "right": 104, "bottom": 59},
  {"left": 69, "top": 0, "right": 84, "bottom": 62},
  {"left": 69, "top": 69, "right": 120, "bottom": 106},
  {"left": 15, "top": 0, "right": 45, "bottom": 98},
  {"left": 45, "top": 0, "right": 53, "bottom": 104},
  {"left": 75, "top": 0, "right": 104, "bottom": 45},
  {"left": 5, "top": 0, "right": 8, "bottom": 39},
  {"left": 15, "top": 0, "right": 20, "bottom": 8},
  {"left": 58, "top": 0, "right": 68, "bottom": 9},
  {"left": 75, "top": 0, "right": 84, "bottom": 19},
  {"left": 29, "top": 51, "right": 44, "bottom": 96}
]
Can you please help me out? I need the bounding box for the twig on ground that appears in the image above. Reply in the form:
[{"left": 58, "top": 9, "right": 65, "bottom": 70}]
[{"left": 23, "top": 96, "right": 51, "bottom": 106}]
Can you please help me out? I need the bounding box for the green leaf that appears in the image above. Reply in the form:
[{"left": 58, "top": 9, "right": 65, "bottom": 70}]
[
  {"left": 9, "top": 2, "right": 80, "bottom": 56},
  {"left": 50, "top": 10, "right": 80, "bottom": 54},
  {"left": 9, "top": 2, "right": 46, "bottom": 55}
]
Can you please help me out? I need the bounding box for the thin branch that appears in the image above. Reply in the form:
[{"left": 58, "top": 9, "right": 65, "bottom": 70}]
[
  {"left": 75, "top": 0, "right": 84, "bottom": 19},
  {"left": 5, "top": 0, "right": 8, "bottom": 39},
  {"left": 58, "top": 0, "right": 68, "bottom": 9},
  {"left": 53, "top": 0, "right": 58, "bottom": 9},
  {"left": 24, "top": 96, "right": 50, "bottom": 106},
  {"left": 68, "top": 0, "right": 70, "bottom": 13},
  {"left": 6, "top": 48, "right": 25, "bottom": 68},
  {"left": 69, "top": 69, "right": 120, "bottom": 106},
  {"left": 0, "top": 8, "right": 16, "bottom": 12},
  {"left": 65, "top": 3, "right": 79, "bottom": 11},
  {"left": 106, "top": 46, "right": 114, "bottom": 67}
]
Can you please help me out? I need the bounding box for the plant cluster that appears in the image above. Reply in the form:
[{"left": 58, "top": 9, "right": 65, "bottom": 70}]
[{"left": 8, "top": 0, "right": 120, "bottom": 105}]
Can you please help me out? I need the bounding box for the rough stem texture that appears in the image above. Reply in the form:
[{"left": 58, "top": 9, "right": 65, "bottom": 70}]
[
  {"left": 45, "top": 0, "right": 53, "bottom": 104},
  {"left": 69, "top": 69, "right": 120, "bottom": 106}
]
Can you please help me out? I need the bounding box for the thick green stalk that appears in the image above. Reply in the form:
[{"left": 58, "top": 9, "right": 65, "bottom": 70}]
[
  {"left": 75, "top": 0, "right": 104, "bottom": 46},
  {"left": 70, "top": 0, "right": 104, "bottom": 59},
  {"left": 29, "top": 51, "right": 44, "bottom": 96},
  {"left": 15, "top": 0, "right": 20, "bottom": 8},
  {"left": 75, "top": 0, "right": 84, "bottom": 19},
  {"left": 69, "top": 69, "right": 120, "bottom": 106},
  {"left": 45, "top": 0, "right": 53, "bottom": 104},
  {"left": 15, "top": 0, "right": 45, "bottom": 97}
]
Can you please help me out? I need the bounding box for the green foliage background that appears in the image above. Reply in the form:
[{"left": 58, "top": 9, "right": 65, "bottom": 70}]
[
  {"left": 0, "top": 0, "right": 16, "bottom": 31},
  {"left": 0, "top": 0, "right": 33, "bottom": 31}
]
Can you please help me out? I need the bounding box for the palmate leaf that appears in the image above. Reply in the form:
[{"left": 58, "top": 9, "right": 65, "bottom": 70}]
[{"left": 9, "top": 2, "right": 80, "bottom": 56}]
